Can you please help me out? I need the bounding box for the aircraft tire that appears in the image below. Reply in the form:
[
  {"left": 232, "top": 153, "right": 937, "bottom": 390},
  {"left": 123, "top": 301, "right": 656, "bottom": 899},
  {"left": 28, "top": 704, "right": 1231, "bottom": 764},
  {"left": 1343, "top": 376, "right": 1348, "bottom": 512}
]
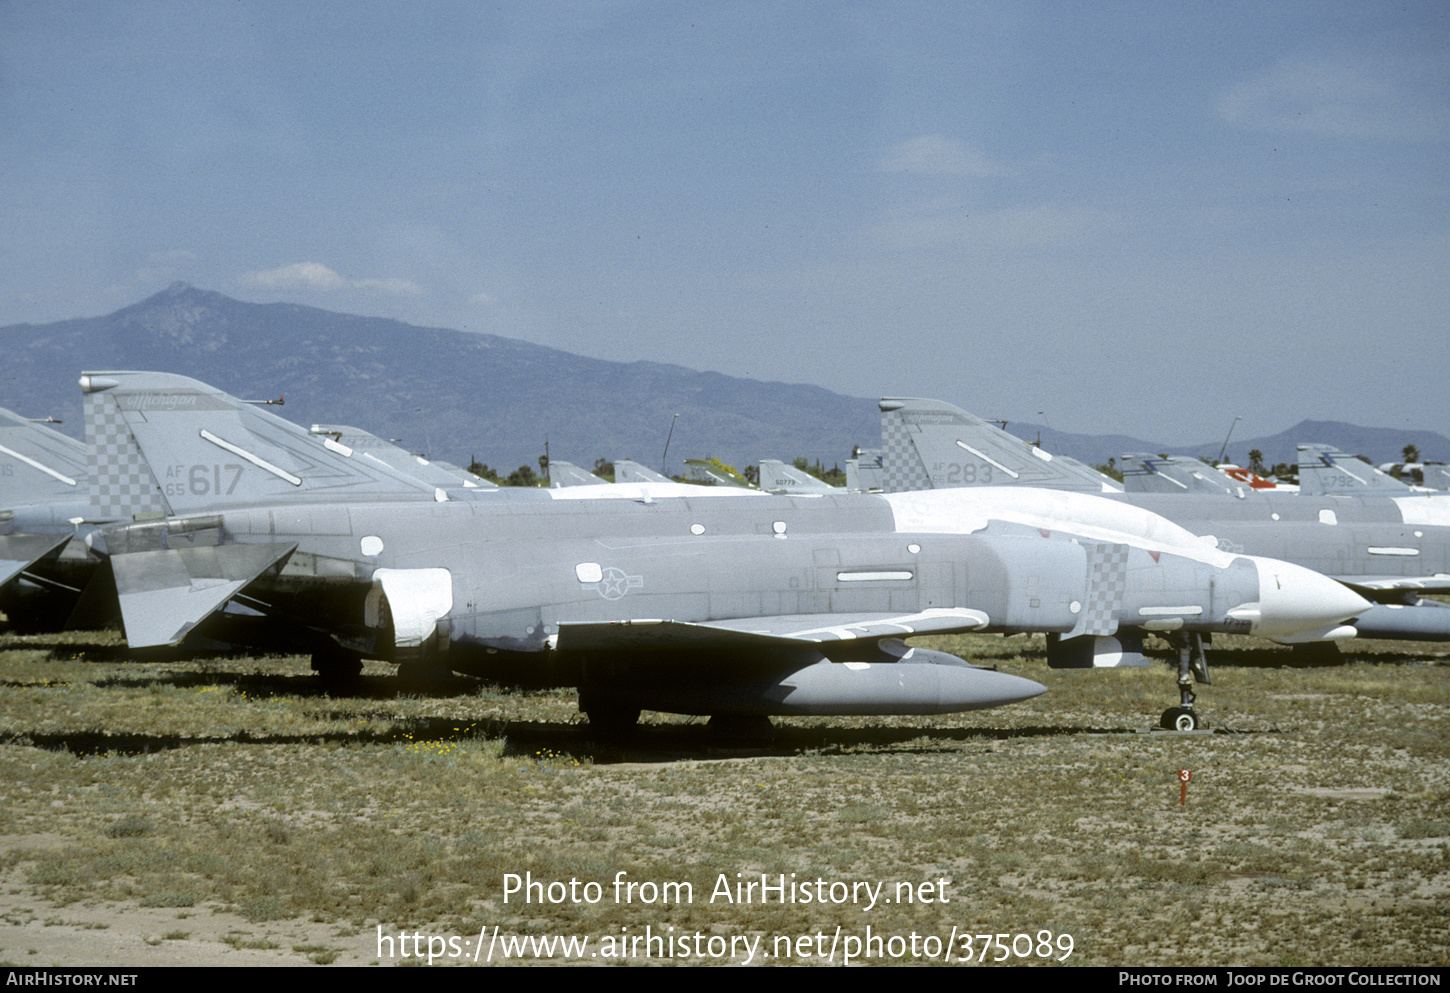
[{"left": 1160, "top": 707, "right": 1200, "bottom": 732}]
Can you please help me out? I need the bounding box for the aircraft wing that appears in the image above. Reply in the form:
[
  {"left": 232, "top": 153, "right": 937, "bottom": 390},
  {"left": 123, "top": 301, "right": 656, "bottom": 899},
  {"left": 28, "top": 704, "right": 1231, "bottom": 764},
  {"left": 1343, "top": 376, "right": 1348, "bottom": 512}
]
[
  {"left": 556, "top": 607, "right": 990, "bottom": 658},
  {"left": 1335, "top": 575, "right": 1450, "bottom": 596},
  {"left": 555, "top": 610, "right": 1040, "bottom": 716}
]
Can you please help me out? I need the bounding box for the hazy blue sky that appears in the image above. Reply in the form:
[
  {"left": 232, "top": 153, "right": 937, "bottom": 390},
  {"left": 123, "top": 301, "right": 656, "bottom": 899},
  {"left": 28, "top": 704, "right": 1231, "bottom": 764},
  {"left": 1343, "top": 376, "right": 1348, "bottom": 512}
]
[{"left": 4, "top": 1, "right": 1447, "bottom": 443}]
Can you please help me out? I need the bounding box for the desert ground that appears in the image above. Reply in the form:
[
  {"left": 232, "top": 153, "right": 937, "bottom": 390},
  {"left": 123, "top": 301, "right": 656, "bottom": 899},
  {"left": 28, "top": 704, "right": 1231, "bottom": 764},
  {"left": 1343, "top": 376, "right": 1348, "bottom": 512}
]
[{"left": 1, "top": 627, "right": 1446, "bottom": 967}]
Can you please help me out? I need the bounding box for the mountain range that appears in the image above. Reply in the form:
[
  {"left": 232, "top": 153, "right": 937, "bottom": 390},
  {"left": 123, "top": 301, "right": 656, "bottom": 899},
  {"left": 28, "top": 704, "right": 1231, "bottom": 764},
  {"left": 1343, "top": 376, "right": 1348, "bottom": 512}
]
[{"left": 2, "top": 283, "right": 1445, "bottom": 476}]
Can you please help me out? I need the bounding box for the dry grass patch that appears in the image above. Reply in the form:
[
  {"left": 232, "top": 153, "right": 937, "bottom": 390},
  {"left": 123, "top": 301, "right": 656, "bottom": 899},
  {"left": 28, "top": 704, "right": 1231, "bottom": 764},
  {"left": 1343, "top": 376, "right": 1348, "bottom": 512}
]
[{"left": 0, "top": 628, "right": 1445, "bottom": 966}]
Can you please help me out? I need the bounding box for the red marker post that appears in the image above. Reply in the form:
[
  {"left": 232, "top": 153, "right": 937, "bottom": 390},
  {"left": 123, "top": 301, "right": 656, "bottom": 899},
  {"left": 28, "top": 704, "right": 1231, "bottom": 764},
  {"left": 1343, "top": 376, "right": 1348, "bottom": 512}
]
[{"left": 1178, "top": 768, "right": 1192, "bottom": 807}]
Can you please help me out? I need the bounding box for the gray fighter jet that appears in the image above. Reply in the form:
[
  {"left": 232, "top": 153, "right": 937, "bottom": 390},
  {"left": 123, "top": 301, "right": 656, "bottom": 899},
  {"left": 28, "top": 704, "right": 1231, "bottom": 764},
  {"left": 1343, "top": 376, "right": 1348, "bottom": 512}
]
[
  {"left": 876, "top": 397, "right": 1450, "bottom": 646},
  {"left": 74, "top": 373, "right": 1368, "bottom": 732}
]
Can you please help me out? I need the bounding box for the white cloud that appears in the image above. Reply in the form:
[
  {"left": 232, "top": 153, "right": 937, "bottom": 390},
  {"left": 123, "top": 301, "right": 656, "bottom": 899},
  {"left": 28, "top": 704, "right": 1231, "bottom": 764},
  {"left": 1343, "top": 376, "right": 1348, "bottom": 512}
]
[
  {"left": 241, "top": 261, "right": 347, "bottom": 291},
  {"left": 240, "top": 262, "right": 426, "bottom": 296},
  {"left": 876, "top": 136, "right": 1014, "bottom": 176},
  {"left": 469, "top": 292, "right": 499, "bottom": 306},
  {"left": 1217, "top": 54, "right": 1450, "bottom": 141}
]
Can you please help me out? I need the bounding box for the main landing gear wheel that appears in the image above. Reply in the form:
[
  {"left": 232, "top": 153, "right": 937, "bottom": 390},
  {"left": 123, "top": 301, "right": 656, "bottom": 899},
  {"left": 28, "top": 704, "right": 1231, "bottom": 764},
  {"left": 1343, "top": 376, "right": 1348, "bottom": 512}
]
[{"left": 1160, "top": 707, "right": 1202, "bottom": 732}]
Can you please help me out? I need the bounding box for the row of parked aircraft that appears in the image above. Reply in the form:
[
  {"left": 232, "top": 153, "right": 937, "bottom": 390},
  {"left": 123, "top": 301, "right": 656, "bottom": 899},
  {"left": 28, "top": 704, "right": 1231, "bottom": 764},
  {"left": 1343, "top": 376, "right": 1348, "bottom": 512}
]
[{"left": 2, "top": 375, "right": 1444, "bottom": 735}]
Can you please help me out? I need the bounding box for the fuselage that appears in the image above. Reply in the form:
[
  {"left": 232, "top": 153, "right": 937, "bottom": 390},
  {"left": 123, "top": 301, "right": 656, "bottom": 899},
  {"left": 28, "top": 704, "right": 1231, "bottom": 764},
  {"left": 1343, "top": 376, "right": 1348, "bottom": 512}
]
[
  {"left": 98, "top": 486, "right": 1368, "bottom": 670},
  {"left": 1108, "top": 491, "right": 1450, "bottom": 583}
]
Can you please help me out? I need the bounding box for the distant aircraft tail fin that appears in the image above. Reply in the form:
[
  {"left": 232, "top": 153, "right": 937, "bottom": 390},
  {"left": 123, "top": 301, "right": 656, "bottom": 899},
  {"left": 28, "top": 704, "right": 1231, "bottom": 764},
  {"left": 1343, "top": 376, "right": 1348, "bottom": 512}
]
[
  {"left": 81, "top": 371, "right": 440, "bottom": 518},
  {"left": 547, "top": 460, "right": 609, "bottom": 487},
  {"left": 613, "top": 459, "right": 671, "bottom": 484},
  {"left": 1297, "top": 443, "right": 1409, "bottom": 495},
  {"left": 0, "top": 408, "right": 89, "bottom": 508},
  {"left": 846, "top": 450, "right": 883, "bottom": 492},
  {"left": 1120, "top": 453, "right": 1246, "bottom": 496},
  {"left": 877, "top": 398, "right": 1119, "bottom": 493},
  {"left": 680, "top": 459, "right": 754, "bottom": 488},
  {"left": 308, "top": 425, "right": 498, "bottom": 491},
  {"left": 757, "top": 459, "right": 833, "bottom": 493},
  {"left": 1419, "top": 464, "right": 1450, "bottom": 490}
]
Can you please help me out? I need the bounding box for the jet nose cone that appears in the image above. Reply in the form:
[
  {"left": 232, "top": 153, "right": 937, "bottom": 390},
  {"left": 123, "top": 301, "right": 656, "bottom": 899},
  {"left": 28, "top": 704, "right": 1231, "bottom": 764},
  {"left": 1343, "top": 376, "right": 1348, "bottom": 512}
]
[{"left": 1235, "top": 557, "right": 1372, "bottom": 640}]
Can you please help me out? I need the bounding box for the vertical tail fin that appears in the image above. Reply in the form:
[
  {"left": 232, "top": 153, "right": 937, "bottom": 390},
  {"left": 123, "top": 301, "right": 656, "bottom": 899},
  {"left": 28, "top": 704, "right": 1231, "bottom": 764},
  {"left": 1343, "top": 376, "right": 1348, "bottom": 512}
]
[
  {"left": 878, "top": 398, "right": 1120, "bottom": 493},
  {"left": 82, "top": 371, "right": 441, "bottom": 518},
  {"left": 308, "top": 424, "right": 498, "bottom": 491},
  {"left": 846, "top": 450, "right": 883, "bottom": 492},
  {"left": 613, "top": 459, "right": 671, "bottom": 484},
  {"left": 1120, "top": 453, "right": 1245, "bottom": 495},
  {"left": 0, "top": 408, "right": 89, "bottom": 509},
  {"left": 83, "top": 379, "right": 172, "bottom": 520},
  {"left": 1297, "top": 443, "right": 1409, "bottom": 495},
  {"left": 546, "top": 460, "right": 609, "bottom": 487},
  {"left": 757, "top": 459, "right": 834, "bottom": 493},
  {"left": 680, "top": 459, "right": 754, "bottom": 488}
]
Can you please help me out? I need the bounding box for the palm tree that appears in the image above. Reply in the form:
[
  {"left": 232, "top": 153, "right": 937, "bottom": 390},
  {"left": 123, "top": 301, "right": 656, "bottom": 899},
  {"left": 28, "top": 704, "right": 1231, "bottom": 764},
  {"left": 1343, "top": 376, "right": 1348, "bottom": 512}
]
[{"left": 1248, "top": 449, "right": 1265, "bottom": 474}]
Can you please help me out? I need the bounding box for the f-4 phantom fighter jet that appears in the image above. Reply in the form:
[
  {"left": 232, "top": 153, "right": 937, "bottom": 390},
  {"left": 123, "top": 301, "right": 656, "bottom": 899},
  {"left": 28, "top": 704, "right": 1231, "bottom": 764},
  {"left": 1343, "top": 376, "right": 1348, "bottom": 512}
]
[
  {"left": 76, "top": 373, "right": 1367, "bottom": 732},
  {"left": 876, "top": 397, "right": 1450, "bottom": 646}
]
